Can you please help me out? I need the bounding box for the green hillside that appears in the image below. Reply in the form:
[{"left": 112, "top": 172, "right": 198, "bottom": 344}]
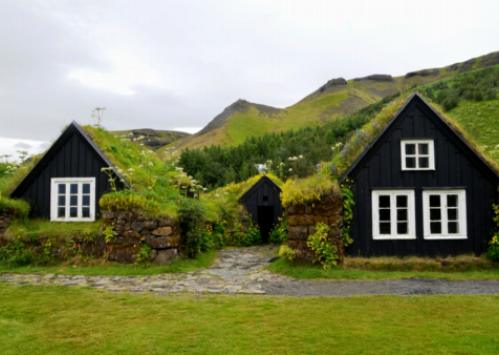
[
  {"left": 178, "top": 65, "right": 498, "bottom": 190},
  {"left": 163, "top": 51, "right": 499, "bottom": 156}
]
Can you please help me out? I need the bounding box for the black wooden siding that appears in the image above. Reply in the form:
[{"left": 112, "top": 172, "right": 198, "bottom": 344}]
[
  {"left": 347, "top": 96, "right": 498, "bottom": 256},
  {"left": 11, "top": 125, "right": 119, "bottom": 219},
  {"left": 240, "top": 177, "right": 283, "bottom": 229}
]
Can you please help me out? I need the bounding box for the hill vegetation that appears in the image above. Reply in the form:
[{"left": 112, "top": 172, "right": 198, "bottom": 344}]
[
  {"left": 178, "top": 64, "right": 499, "bottom": 190},
  {"left": 164, "top": 51, "right": 499, "bottom": 155}
]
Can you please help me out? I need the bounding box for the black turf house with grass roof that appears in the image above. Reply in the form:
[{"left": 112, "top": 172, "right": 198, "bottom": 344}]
[
  {"left": 341, "top": 94, "right": 498, "bottom": 256},
  {"left": 239, "top": 176, "right": 283, "bottom": 242},
  {"left": 11, "top": 122, "right": 126, "bottom": 221}
]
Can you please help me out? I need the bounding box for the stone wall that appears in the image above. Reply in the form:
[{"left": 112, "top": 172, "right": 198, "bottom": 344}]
[
  {"left": 102, "top": 211, "right": 180, "bottom": 264},
  {"left": 286, "top": 192, "right": 343, "bottom": 263}
]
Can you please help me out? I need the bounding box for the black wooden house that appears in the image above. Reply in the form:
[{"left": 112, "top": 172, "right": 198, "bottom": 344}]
[
  {"left": 342, "top": 94, "right": 498, "bottom": 256},
  {"left": 11, "top": 122, "right": 124, "bottom": 221},
  {"left": 239, "top": 176, "right": 283, "bottom": 242}
]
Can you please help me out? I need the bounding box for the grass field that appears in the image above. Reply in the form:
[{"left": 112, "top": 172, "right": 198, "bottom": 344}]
[
  {"left": 268, "top": 258, "right": 499, "bottom": 280},
  {"left": 0, "top": 251, "right": 216, "bottom": 276},
  {"left": 0, "top": 284, "right": 498, "bottom": 354}
]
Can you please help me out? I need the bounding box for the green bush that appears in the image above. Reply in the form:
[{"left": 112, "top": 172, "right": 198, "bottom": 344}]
[
  {"left": 135, "top": 244, "right": 152, "bottom": 264},
  {"left": 269, "top": 217, "right": 287, "bottom": 244},
  {"left": 178, "top": 200, "right": 207, "bottom": 258},
  {"left": 278, "top": 244, "right": 296, "bottom": 262},
  {"left": 306, "top": 223, "right": 338, "bottom": 269},
  {"left": 340, "top": 180, "right": 354, "bottom": 247},
  {"left": 487, "top": 204, "right": 499, "bottom": 262},
  {"left": 0, "top": 239, "right": 34, "bottom": 266}
]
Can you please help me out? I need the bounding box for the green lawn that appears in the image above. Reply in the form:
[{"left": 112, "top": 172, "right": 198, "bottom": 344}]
[
  {"left": 268, "top": 258, "right": 499, "bottom": 280},
  {"left": 0, "top": 284, "right": 498, "bottom": 354},
  {"left": 0, "top": 251, "right": 215, "bottom": 276}
]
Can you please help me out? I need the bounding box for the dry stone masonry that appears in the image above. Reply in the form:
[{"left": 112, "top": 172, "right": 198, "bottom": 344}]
[
  {"left": 286, "top": 192, "right": 344, "bottom": 263},
  {"left": 102, "top": 211, "right": 180, "bottom": 263}
]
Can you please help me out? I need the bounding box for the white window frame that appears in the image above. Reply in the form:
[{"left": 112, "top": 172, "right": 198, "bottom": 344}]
[
  {"left": 422, "top": 189, "right": 467, "bottom": 240},
  {"left": 401, "top": 139, "right": 435, "bottom": 171},
  {"left": 372, "top": 190, "right": 416, "bottom": 240},
  {"left": 50, "top": 177, "right": 96, "bottom": 222}
]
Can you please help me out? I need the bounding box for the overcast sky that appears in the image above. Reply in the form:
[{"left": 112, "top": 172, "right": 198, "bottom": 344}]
[{"left": 0, "top": 0, "right": 498, "bottom": 157}]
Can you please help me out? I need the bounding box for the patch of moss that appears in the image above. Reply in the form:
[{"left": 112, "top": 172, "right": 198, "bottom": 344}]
[{"left": 0, "top": 195, "right": 30, "bottom": 218}]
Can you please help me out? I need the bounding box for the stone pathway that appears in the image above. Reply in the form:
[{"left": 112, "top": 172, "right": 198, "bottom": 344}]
[{"left": 1, "top": 246, "right": 499, "bottom": 296}]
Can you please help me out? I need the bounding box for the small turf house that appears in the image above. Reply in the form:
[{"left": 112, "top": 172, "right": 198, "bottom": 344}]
[
  {"left": 239, "top": 176, "right": 283, "bottom": 242},
  {"left": 11, "top": 122, "right": 125, "bottom": 221},
  {"left": 342, "top": 94, "right": 498, "bottom": 256}
]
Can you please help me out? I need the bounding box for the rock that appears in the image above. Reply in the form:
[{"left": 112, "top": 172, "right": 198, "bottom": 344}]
[
  {"left": 152, "top": 226, "right": 173, "bottom": 237},
  {"left": 158, "top": 217, "right": 175, "bottom": 227},
  {"left": 318, "top": 78, "right": 347, "bottom": 93},
  {"left": 353, "top": 74, "right": 393, "bottom": 82},
  {"left": 146, "top": 235, "right": 180, "bottom": 249},
  {"left": 131, "top": 221, "right": 145, "bottom": 231},
  {"left": 143, "top": 220, "right": 158, "bottom": 229},
  {"left": 154, "top": 249, "right": 178, "bottom": 264}
]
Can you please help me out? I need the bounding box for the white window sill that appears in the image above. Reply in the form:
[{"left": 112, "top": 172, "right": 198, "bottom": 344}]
[
  {"left": 51, "top": 218, "right": 96, "bottom": 222},
  {"left": 401, "top": 168, "right": 436, "bottom": 171},
  {"left": 373, "top": 235, "right": 416, "bottom": 240},
  {"left": 424, "top": 235, "right": 468, "bottom": 240}
]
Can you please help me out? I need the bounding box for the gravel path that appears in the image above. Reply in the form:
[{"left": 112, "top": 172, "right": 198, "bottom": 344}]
[{"left": 1, "top": 246, "right": 499, "bottom": 296}]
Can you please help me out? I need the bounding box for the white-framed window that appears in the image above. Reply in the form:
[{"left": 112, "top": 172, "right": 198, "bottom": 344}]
[
  {"left": 401, "top": 139, "right": 435, "bottom": 170},
  {"left": 422, "top": 189, "right": 467, "bottom": 240},
  {"left": 372, "top": 190, "right": 416, "bottom": 240},
  {"left": 50, "top": 177, "right": 96, "bottom": 222}
]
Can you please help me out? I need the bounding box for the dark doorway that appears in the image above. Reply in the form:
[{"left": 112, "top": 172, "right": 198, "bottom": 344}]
[{"left": 257, "top": 206, "right": 275, "bottom": 242}]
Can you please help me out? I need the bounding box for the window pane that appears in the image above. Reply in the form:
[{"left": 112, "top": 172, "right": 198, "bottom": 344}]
[
  {"left": 379, "top": 209, "right": 390, "bottom": 220},
  {"left": 380, "top": 222, "right": 391, "bottom": 234},
  {"left": 70, "top": 184, "right": 78, "bottom": 194},
  {"left": 448, "top": 222, "right": 459, "bottom": 234},
  {"left": 58, "top": 184, "right": 66, "bottom": 194},
  {"left": 82, "top": 184, "right": 90, "bottom": 194},
  {"left": 447, "top": 195, "right": 458, "bottom": 207},
  {"left": 70, "top": 195, "right": 78, "bottom": 206},
  {"left": 405, "top": 144, "right": 416, "bottom": 154},
  {"left": 70, "top": 207, "right": 78, "bottom": 217},
  {"left": 396, "top": 195, "right": 407, "bottom": 207},
  {"left": 430, "top": 208, "right": 441, "bottom": 220},
  {"left": 419, "top": 157, "right": 429, "bottom": 168},
  {"left": 82, "top": 207, "right": 90, "bottom": 218},
  {"left": 397, "top": 209, "right": 407, "bottom": 221},
  {"left": 405, "top": 157, "right": 416, "bottom": 168},
  {"left": 379, "top": 195, "right": 390, "bottom": 208},
  {"left": 430, "top": 222, "right": 442, "bottom": 234},
  {"left": 58, "top": 196, "right": 65, "bottom": 206},
  {"left": 429, "top": 195, "right": 440, "bottom": 207},
  {"left": 82, "top": 195, "right": 90, "bottom": 206},
  {"left": 58, "top": 207, "right": 65, "bottom": 218},
  {"left": 418, "top": 143, "right": 429, "bottom": 155},
  {"left": 397, "top": 222, "right": 408, "bottom": 234},
  {"left": 447, "top": 208, "right": 457, "bottom": 220}
]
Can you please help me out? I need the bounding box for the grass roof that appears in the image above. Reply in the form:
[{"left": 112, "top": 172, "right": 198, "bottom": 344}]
[
  {"left": 200, "top": 173, "right": 283, "bottom": 220},
  {"left": 83, "top": 125, "right": 198, "bottom": 217}
]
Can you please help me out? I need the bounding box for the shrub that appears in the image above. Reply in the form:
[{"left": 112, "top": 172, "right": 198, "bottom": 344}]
[
  {"left": 210, "top": 223, "right": 226, "bottom": 249},
  {"left": 0, "top": 239, "right": 34, "bottom": 266},
  {"left": 135, "top": 244, "right": 152, "bottom": 264},
  {"left": 340, "top": 180, "right": 354, "bottom": 247},
  {"left": 269, "top": 217, "right": 287, "bottom": 244},
  {"left": 241, "top": 225, "right": 262, "bottom": 246},
  {"left": 487, "top": 204, "right": 499, "bottom": 262},
  {"left": 278, "top": 244, "right": 296, "bottom": 262},
  {"left": 306, "top": 223, "right": 338, "bottom": 269},
  {"left": 178, "top": 200, "right": 206, "bottom": 258}
]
